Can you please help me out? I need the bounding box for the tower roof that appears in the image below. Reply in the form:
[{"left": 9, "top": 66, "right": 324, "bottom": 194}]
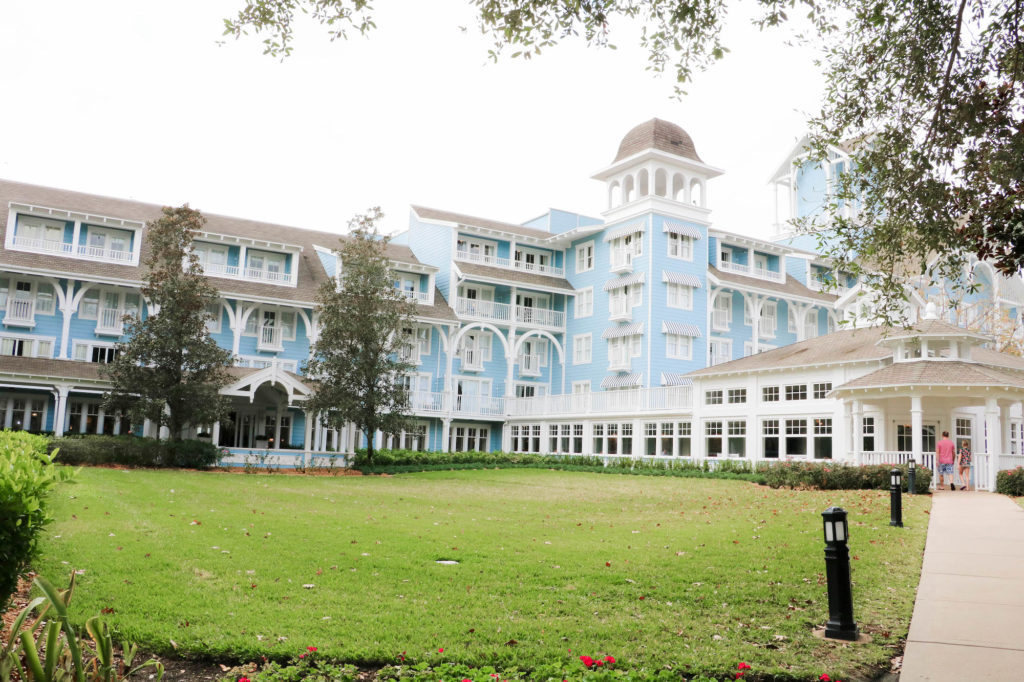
[{"left": 613, "top": 118, "right": 703, "bottom": 164}]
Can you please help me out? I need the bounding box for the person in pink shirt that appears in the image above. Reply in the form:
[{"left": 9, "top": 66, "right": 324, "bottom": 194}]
[{"left": 936, "top": 431, "right": 957, "bottom": 490}]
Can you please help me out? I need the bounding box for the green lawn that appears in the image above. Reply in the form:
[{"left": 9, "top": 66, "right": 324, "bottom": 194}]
[{"left": 36, "top": 468, "right": 930, "bottom": 680}]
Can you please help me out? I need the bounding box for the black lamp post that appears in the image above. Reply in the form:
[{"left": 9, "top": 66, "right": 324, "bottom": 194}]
[
  {"left": 821, "top": 507, "right": 859, "bottom": 641},
  {"left": 890, "top": 467, "right": 903, "bottom": 528},
  {"left": 907, "top": 459, "right": 916, "bottom": 496}
]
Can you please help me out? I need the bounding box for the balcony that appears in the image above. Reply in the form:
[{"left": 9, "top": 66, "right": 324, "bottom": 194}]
[
  {"left": 608, "top": 297, "right": 632, "bottom": 322},
  {"left": 455, "top": 297, "right": 564, "bottom": 330},
  {"left": 201, "top": 262, "right": 298, "bottom": 286},
  {"left": 95, "top": 308, "right": 125, "bottom": 336},
  {"left": 408, "top": 390, "right": 446, "bottom": 414},
  {"left": 399, "top": 289, "right": 431, "bottom": 304},
  {"left": 4, "top": 299, "right": 35, "bottom": 327},
  {"left": 398, "top": 344, "right": 420, "bottom": 365},
  {"left": 718, "top": 261, "right": 784, "bottom": 283},
  {"left": 461, "top": 347, "right": 484, "bottom": 372},
  {"left": 711, "top": 309, "right": 730, "bottom": 331},
  {"left": 453, "top": 394, "right": 505, "bottom": 417},
  {"left": 517, "top": 353, "right": 541, "bottom": 377},
  {"left": 809, "top": 277, "right": 850, "bottom": 296},
  {"left": 454, "top": 250, "right": 563, "bottom": 277},
  {"left": 508, "top": 386, "right": 693, "bottom": 418},
  {"left": 609, "top": 249, "right": 634, "bottom": 274},
  {"left": 257, "top": 325, "right": 284, "bottom": 352},
  {"left": 11, "top": 234, "right": 75, "bottom": 256},
  {"left": 608, "top": 350, "right": 631, "bottom": 372},
  {"left": 78, "top": 244, "right": 133, "bottom": 263}
]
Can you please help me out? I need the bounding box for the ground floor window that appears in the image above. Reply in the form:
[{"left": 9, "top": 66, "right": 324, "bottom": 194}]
[
  {"left": 763, "top": 419, "right": 779, "bottom": 458},
  {"left": 896, "top": 424, "right": 936, "bottom": 452},
  {"left": 727, "top": 420, "right": 746, "bottom": 457},
  {"left": 592, "top": 422, "right": 634, "bottom": 455},
  {"left": 451, "top": 424, "right": 489, "bottom": 452},
  {"left": 511, "top": 424, "right": 540, "bottom": 453},
  {"left": 645, "top": 422, "right": 658, "bottom": 455},
  {"left": 66, "top": 399, "right": 129, "bottom": 436},
  {"left": 705, "top": 421, "right": 723, "bottom": 457},
  {"left": 813, "top": 418, "right": 832, "bottom": 459},
  {"left": 0, "top": 396, "right": 47, "bottom": 432},
  {"left": 862, "top": 417, "right": 875, "bottom": 451},
  {"left": 955, "top": 417, "right": 973, "bottom": 453},
  {"left": 785, "top": 419, "right": 808, "bottom": 456},
  {"left": 384, "top": 423, "right": 427, "bottom": 451},
  {"left": 677, "top": 421, "right": 691, "bottom": 456}
]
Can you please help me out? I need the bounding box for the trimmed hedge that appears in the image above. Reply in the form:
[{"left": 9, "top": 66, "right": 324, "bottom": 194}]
[
  {"left": 0, "top": 430, "right": 75, "bottom": 609},
  {"left": 762, "top": 461, "right": 932, "bottom": 493},
  {"left": 996, "top": 467, "right": 1024, "bottom": 496},
  {"left": 49, "top": 435, "right": 219, "bottom": 469}
]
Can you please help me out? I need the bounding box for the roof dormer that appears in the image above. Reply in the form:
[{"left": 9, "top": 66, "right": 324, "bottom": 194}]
[{"left": 877, "top": 308, "right": 991, "bottom": 363}]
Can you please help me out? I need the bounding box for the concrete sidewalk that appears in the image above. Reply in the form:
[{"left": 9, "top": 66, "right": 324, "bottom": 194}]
[{"left": 900, "top": 491, "right": 1024, "bottom": 680}]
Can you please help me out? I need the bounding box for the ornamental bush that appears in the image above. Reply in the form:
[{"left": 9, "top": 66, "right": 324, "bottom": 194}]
[
  {"left": 0, "top": 430, "right": 75, "bottom": 610},
  {"left": 762, "top": 461, "right": 931, "bottom": 493},
  {"left": 49, "top": 435, "right": 219, "bottom": 469},
  {"left": 996, "top": 467, "right": 1024, "bottom": 496}
]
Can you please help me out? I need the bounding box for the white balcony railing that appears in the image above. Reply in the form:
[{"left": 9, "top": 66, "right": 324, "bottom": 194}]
[
  {"left": 408, "top": 391, "right": 447, "bottom": 414},
  {"left": 809, "top": 277, "right": 850, "bottom": 296},
  {"left": 718, "top": 260, "right": 785, "bottom": 283},
  {"left": 518, "top": 353, "right": 541, "bottom": 376},
  {"left": 456, "top": 297, "right": 564, "bottom": 329},
  {"left": 609, "top": 297, "right": 632, "bottom": 322},
  {"left": 4, "top": 299, "right": 35, "bottom": 326},
  {"left": 78, "top": 244, "right": 134, "bottom": 263},
  {"left": 201, "top": 262, "right": 241, "bottom": 278},
  {"left": 398, "top": 344, "right": 420, "bottom": 365},
  {"left": 454, "top": 250, "right": 564, "bottom": 277},
  {"left": 508, "top": 386, "right": 693, "bottom": 418},
  {"left": 609, "top": 249, "right": 634, "bottom": 273},
  {"left": 95, "top": 308, "right": 124, "bottom": 336},
  {"left": 400, "top": 289, "right": 430, "bottom": 303},
  {"left": 11, "top": 235, "right": 75, "bottom": 255},
  {"left": 245, "top": 267, "right": 296, "bottom": 285},
  {"left": 258, "top": 325, "right": 284, "bottom": 352},
  {"left": 453, "top": 394, "right": 505, "bottom": 417},
  {"left": 461, "top": 347, "right": 484, "bottom": 371}
]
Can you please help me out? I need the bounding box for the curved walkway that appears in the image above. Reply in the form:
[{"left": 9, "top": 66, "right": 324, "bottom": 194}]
[{"left": 901, "top": 491, "right": 1024, "bottom": 680}]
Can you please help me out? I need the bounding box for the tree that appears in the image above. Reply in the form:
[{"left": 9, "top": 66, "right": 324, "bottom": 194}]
[
  {"left": 303, "top": 208, "right": 417, "bottom": 464},
  {"left": 224, "top": 0, "right": 1023, "bottom": 321},
  {"left": 102, "top": 206, "right": 233, "bottom": 441}
]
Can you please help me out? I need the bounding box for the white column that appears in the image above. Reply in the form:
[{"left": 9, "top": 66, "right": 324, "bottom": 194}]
[
  {"left": 1001, "top": 404, "right": 1012, "bottom": 458},
  {"left": 910, "top": 395, "right": 923, "bottom": 464},
  {"left": 212, "top": 421, "right": 221, "bottom": 447},
  {"left": 583, "top": 421, "right": 594, "bottom": 455},
  {"left": 985, "top": 397, "right": 1001, "bottom": 491},
  {"left": 851, "top": 399, "right": 863, "bottom": 459},
  {"left": 52, "top": 385, "right": 71, "bottom": 436},
  {"left": 441, "top": 418, "right": 452, "bottom": 453},
  {"left": 501, "top": 423, "right": 511, "bottom": 452},
  {"left": 747, "top": 415, "right": 758, "bottom": 460},
  {"left": 58, "top": 304, "right": 74, "bottom": 359},
  {"left": 749, "top": 295, "right": 764, "bottom": 355}
]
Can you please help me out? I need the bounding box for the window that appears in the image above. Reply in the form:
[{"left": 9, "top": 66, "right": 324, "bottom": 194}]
[
  {"left": 572, "top": 380, "right": 589, "bottom": 394},
  {"left": 862, "top": 417, "right": 875, "bottom": 451},
  {"left": 245, "top": 250, "right": 288, "bottom": 281},
  {"left": 73, "top": 341, "right": 119, "bottom": 363},
  {"left": 195, "top": 243, "right": 231, "bottom": 275},
  {"left": 709, "top": 338, "right": 732, "bottom": 365},
  {"left": 705, "top": 390, "right": 723, "bottom": 405},
  {"left": 813, "top": 418, "right": 833, "bottom": 459},
  {"left": 592, "top": 423, "right": 605, "bottom": 454},
  {"left": 676, "top": 421, "right": 692, "bottom": 456},
  {"left": 610, "top": 233, "right": 643, "bottom": 269},
  {"left": 727, "top": 389, "right": 746, "bottom": 404},
  {"left": 720, "top": 246, "right": 733, "bottom": 265},
  {"left": 666, "top": 334, "right": 692, "bottom": 360},
  {"left": 205, "top": 303, "right": 222, "bottom": 334},
  {"left": 450, "top": 424, "right": 489, "bottom": 452},
  {"left": 785, "top": 384, "right": 808, "bottom": 401},
  {"left": 573, "top": 334, "right": 592, "bottom": 364},
  {"left": 813, "top": 382, "right": 832, "bottom": 399},
  {"left": 1, "top": 338, "right": 24, "bottom": 357},
  {"left": 705, "top": 421, "right": 723, "bottom": 457},
  {"left": 712, "top": 293, "right": 731, "bottom": 331},
  {"left": 788, "top": 307, "right": 798, "bottom": 334},
  {"left": 667, "top": 232, "right": 693, "bottom": 260},
  {"left": 514, "top": 248, "right": 551, "bottom": 273},
  {"left": 743, "top": 341, "right": 777, "bottom": 357},
  {"left": 762, "top": 386, "right": 780, "bottom": 402},
  {"left": 666, "top": 283, "right": 693, "bottom": 310},
  {"left": 83, "top": 226, "right": 131, "bottom": 259},
  {"left": 762, "top": 420, "right": 780, "bottom": 458},
  {"left": 727, "top": 421, "right": 746, "bottom": 457},
  {"left": 743, "top": 300, "right": 778, "bottom": 337},
  {"left": 575, "top": 287, "right": 594, "bottom": 318},
  {"left": 804, "top": 309, "right": 819, "bottom": 339},
  {"left": 1, "top": 335, "right": 54, "bottom": 358},
  {"left": 243, "top": 306, "right": 298, "bottom": 341},
  {"left": 456, "top": 237, "right": 497, "bottom": 264},
  {"left": 17, "top": 215, "right": 65, "bottom": 246},
  {"left": 576, "top": 242, "right": 595, "bottom": 273},
  {"left": 785, "top": 419, "right": 808, "bottom": 456}
]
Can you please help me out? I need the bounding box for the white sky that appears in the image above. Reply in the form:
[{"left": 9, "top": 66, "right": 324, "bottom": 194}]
[{"left": 0, "top": 1, "right": 823, "bottom": 241}]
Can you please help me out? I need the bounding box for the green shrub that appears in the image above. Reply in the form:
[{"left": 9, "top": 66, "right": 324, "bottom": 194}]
[
  {"left": 996, "top": 467, "right": 1024, "bottom": 496},
  {"left": 0, "top": 431, "right": 75, "bottom": 610},
  {"left": 762, "top": 461, "right": 931, "bottom": 493},
  {"left": 49, "top": 435, "right": 219, "bottom": 469}
]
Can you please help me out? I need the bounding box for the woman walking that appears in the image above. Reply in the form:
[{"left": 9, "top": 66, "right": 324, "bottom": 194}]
[{"left": 957, "top": 440, "right": 972, "bottom": 491}]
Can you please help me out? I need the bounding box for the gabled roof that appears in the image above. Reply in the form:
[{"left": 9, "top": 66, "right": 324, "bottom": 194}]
[
  {"left": 411, "top": 205, "right": 553, "bottom": 240},
  {"left": 453, "top": 261, "right": 575, "bottom": 293},
  {"left": 708, "top": 265, "right": 838, "bottom": 303},
  {"left": 834, "top": 361, "right": 1024, "bottom": 393}
]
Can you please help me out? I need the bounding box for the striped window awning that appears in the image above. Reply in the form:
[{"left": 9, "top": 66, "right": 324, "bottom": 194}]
[
  {"left": 601, "top": 373, "right": 642, "bottom": 389},
  {"left": 603, "top": 221, "right": 646, "bottom": 242},
  {"left": 661, "top": 321, "right": 702, "bottom": 337},
  {"left": 662, "top": 271, "right": 703, "bottom": 288},
  {"left": 663, "top": 221, "right": 703, "bottom": 239},
  {"left": 661, "top": 373, "right": 693, "bottom": 386},
  {"left": 603, "top": 271, "right": 646, "bottom": 291},
  {"left": 601, "top": 322, "right": 644, "bottom": 339}
]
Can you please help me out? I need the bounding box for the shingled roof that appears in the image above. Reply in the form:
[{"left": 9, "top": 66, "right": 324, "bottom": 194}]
[
  {"left": 835, "top": 361, "right": 1024, "bottom": 392},
  {"left": 613, "top": 119, "right": 704, "bottom": 164},
  {"left": 708, "top": 265, "right": 838, "bottom": 303},
  {"left": 411, "top": 205, "right": 553, "bottom": 240}
]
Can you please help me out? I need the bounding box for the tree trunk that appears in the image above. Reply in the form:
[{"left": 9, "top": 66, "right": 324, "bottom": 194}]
[{"left": 364, "top": 427, "right": 374, "bottom": 464}]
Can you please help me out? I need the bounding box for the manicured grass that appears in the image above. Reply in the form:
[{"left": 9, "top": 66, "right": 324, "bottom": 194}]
[{"left": 36, "top": 468, "right": 930, "bottom": 680}]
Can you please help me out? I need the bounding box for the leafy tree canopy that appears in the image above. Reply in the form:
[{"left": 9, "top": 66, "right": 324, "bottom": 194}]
[
  {"left": 225, "top": 0, "right": 1024, "bottom": 323},
  {"left": 303, "top": 208, "right": 417, "bottom": 464},
  {"left": 102, "top": 205, "right": 233, "bottom": 440}
]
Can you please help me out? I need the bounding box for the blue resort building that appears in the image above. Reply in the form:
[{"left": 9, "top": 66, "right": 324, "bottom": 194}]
[{"left": 1, "top": 119, "right": 1023, "bottom": 487}]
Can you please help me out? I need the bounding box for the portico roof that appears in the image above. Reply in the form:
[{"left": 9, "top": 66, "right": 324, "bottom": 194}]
[{"left": 832, "top": 360, "right": 1024, "bottom": 394}]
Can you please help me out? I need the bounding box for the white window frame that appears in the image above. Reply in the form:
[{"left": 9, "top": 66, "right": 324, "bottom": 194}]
[
  {"left": 712, "top": 293, "right": 732, "bottom": 332},
  {"left": 243, "top": 306, "right": 299, "bottom": 342},
  {"left": 205, "top": 302, "right": 223, "bottom": 334},
  {"left": 667, "top": 232, "right": 694, "bottom": 261},
  {"left": 0, "top": 332, "right": 55, "bottom": 358},
  {"left": 665, "top": 333, "right": 692, "bottom": 360},
  {"left": 572, "top": 380, "right": 590, "bottom": 394},
  {"left": 575, "top": 241, "right": 595, "bottom": 273},
  {"left": 72, "top": 340, "right": 119, "bottom": 364},
  {"left": 574, "top": 287, "right": 594, "bottom": 318},
  {"left": 666, "top": 282, "right": 694, "bottom": 310},
  {"left": 573, "top": 333, "right": 592, "bottom": 365},
  {"left": 743, "top": 341, "right": 777, "bottom": 356},
  {"left": 709, "top": 338, "right": 732, "bottom": 365},
  {"left": 455, "top": 236, "right": 497, "bottom": 263},
  {"left": 234, "top": 355, "right": 299, "bottom": 372}
]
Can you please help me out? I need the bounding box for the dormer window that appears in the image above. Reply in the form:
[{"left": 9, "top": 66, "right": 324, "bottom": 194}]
[
  {"left": 17, "top": 216, "right": 67, "bottom": 251},
  {"left": 83, "top": 226, "right": 132, "bottom": 261},
  {"left": 456, "top": 237, "right": 497, "bottom": 265},
  {"left": 195, "top": 243, "right": 234, "bottom": 277},
  {"left": 245, "top": 250, "right": 288, "bottom": 283},
  {"left": 8, "top": 205, "right": 144, "bottom": 265}
]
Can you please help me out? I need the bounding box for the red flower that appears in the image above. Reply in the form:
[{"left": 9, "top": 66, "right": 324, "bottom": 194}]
[
  {"left": 738, "top": 663, "right": 752, "bottom": 670},
  {"left": 579, "top": 655, "right": 595, "bottom": 668},
  {"left": 735, "top": 674, "right": 745, "bottom": 680},
  {"left": 298, "top": 654, "right": 305, "bottom": 659},
  {"left": 438, "top": 648, "right": 444, "bottom": 653},
  {"left": 819, "top": 676, "right": 831, "bottom": 682},
  {"left": 307, "top": 646, "right": 317, "bottom": 652},
  {"left": 595, "top": 660, "right": 604, "bottom": 667},
  {"left": 238, "top": 678, "right": 250, "bottom": 682},
  {"left": 604, "top": 655, "right": 616, "bottom": 664},
  {"left": 462, "top": 679, "right": 472, "bottom": 682}
]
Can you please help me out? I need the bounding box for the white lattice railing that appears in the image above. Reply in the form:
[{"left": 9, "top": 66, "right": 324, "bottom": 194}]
[
  {"left": 96, "top": 308, "right": 124, "bottom": 335},
  {"left": 454, "top": 250, "right": 564, "bottom": 277},
  {"left": 509, "top": 386, "right": 693, "bottom": 418},
  {"left": 718, "top": 260, "right": 785, "bottom": 283}
]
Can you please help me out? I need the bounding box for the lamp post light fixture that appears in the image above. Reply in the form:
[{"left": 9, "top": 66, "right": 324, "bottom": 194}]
[
  {"left": 890, "top": 467, "right": 903, "bottom": 528},
  {"left": 821, "top": 506, "right": 859, "bottom": 641},
  {"left": 907, "top": 459, "right": 916, "bottom": 496}
]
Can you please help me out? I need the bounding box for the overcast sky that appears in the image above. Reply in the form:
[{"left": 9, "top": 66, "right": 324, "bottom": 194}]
[{"left": 0, "top": 1, "right": 823, "bottom": 241}]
